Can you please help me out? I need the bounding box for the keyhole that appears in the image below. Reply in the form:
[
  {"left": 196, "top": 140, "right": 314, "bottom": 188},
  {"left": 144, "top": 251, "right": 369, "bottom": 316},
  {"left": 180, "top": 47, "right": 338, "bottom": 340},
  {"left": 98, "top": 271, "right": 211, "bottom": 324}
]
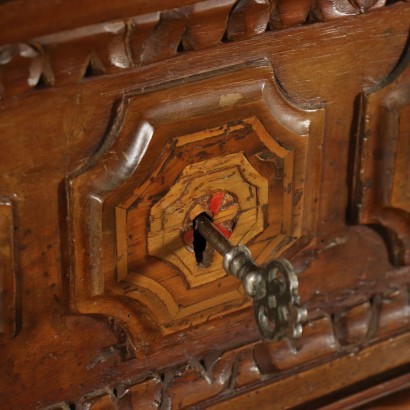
[{"left": 193, "top": 212, "right": 213, "bottom": 267}]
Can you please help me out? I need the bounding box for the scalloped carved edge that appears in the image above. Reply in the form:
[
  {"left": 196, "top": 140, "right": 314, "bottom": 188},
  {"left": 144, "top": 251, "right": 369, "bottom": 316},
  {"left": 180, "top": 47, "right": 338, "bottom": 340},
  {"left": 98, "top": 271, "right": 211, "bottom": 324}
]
[
  {"left": 48, "top": 282, "right": 410, "bottom": 409},
  {"left": 0, "top": 0, "right": 394, "bottom": 99}
]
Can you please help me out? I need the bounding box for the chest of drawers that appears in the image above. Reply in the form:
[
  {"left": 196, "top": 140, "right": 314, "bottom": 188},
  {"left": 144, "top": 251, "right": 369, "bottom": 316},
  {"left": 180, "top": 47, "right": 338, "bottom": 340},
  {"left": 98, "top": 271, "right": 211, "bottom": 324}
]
[{"left": 0, "top": 1, "right": 409, "bottom": 408}]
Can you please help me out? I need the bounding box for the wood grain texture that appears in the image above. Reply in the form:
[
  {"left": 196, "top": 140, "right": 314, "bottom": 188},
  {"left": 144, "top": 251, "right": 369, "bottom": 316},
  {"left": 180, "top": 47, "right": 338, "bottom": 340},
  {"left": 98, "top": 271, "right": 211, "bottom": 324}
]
[
  {"left": 0, "top": 0, "right": 396, "bottom": 100},
  {"left": 318, "top": 373, "right": 410, "bottom": 410},
  {"left": 0, "top": 199, "right": 18, "bottom": 339},
  {"left": 0, "top": 2, "right": 409, "bottom": 409}
]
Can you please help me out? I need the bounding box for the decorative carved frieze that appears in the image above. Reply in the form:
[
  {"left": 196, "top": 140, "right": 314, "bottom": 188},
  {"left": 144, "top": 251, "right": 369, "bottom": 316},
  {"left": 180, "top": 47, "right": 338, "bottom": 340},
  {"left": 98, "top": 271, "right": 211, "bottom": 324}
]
[
  {"left": 0, "top": 0, "right": 392, "bottom": 99},
  {"left": 49, "top": 284, "right": 410, "bottom": 409}
]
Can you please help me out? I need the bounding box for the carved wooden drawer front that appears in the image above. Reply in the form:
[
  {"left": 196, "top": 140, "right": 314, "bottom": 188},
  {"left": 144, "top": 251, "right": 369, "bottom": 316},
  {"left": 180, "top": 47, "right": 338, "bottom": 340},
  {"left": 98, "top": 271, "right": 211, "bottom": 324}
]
[
  {"left": 1, "top": 1, "right": 410, "bottom": 409},
  {"left": 68, "top": 64, "right": 324, "bottom": 336}
]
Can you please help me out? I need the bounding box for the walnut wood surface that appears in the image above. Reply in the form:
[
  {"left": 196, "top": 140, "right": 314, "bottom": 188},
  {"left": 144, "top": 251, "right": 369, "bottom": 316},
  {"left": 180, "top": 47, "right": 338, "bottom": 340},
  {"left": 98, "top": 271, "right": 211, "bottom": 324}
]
[
  {"left": 66, "top": 64, "right": 324, "bottom": 336},
  {"left": 0, "top": 1, "right": 409, "bottom": 409},
  {"left": 0, "top": 0, "right": 404, "bottom": 100},
  {"left": 0, "top": 0, "right": 394, "bottom": 46},
  {"left": 319, "top": 373, "right": 410, "bottom": 410},
  {"left": 352, "top": 42, "right": 410, "bottom": 265}
]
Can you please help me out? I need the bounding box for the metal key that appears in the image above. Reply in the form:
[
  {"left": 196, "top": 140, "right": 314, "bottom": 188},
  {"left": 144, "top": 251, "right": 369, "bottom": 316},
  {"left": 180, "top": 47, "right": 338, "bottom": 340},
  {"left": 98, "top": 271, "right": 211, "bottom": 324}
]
[{"left": 194, "top": 213, "right": 307, "bottom": 341}]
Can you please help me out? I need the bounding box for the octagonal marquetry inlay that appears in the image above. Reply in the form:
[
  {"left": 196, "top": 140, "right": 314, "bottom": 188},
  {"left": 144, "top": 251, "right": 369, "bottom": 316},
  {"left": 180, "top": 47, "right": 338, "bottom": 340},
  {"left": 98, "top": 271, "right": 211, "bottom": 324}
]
[{"left": 67, "top": 65, "right": 324, "bottom": 335}]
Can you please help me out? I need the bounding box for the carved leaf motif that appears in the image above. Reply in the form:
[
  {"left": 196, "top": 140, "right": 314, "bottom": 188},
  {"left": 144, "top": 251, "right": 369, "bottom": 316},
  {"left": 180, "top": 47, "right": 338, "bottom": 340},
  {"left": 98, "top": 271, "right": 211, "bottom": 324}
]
[
  {"left": 317, "top": 0, "right": 386, "bottom": 20},
  {"left": 227, "top": 0, "right": 270, "bottom": 40},
  {"left": 349, "top": 0, "right": 386, "bottom": 12},
  {"left": 183, "top": 0, "right": 235, "bottom": 50},
  {"left": 0, "top": 0, "right": 393, "bottom": 98},
  {"left": 140, "top": 9, "right": 190, "bottom": 63},
  {"left": 270, "top": 0, "right": 312, "bottom": 28}
]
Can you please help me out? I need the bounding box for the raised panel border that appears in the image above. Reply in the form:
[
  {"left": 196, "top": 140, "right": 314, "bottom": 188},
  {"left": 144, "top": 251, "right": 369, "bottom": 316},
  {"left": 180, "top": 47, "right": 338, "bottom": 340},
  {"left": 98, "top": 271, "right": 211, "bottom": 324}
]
[{"left": 66, "top": 62, "right": 325, "bottom": 340}]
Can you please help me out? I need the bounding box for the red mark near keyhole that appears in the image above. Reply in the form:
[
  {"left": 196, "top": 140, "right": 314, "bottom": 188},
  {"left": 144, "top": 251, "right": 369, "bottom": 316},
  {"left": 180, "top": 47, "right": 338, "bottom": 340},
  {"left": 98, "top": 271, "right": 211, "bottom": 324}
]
[
  {"left": 182, "top": 191, "right": 236, "bottom": 247},
  {"left": 209, "top": 191, "right": 224, "bottom": 216}
]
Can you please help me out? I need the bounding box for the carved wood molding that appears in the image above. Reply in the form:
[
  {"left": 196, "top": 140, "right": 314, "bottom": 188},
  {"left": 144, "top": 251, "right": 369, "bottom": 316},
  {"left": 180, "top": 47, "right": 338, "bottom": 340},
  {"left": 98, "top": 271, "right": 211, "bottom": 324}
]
[
  {"left": 352, "top": 37, "right": 410, "bottom": 265},
  {"left": 66, "top": 63, "right": 324, "bottom": 337},
  {"left": 48, "top": 282, "right": 410, "bottom": 409},
  {"left": 0, "top": 0, "right": 398, "bottom": 100}
]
